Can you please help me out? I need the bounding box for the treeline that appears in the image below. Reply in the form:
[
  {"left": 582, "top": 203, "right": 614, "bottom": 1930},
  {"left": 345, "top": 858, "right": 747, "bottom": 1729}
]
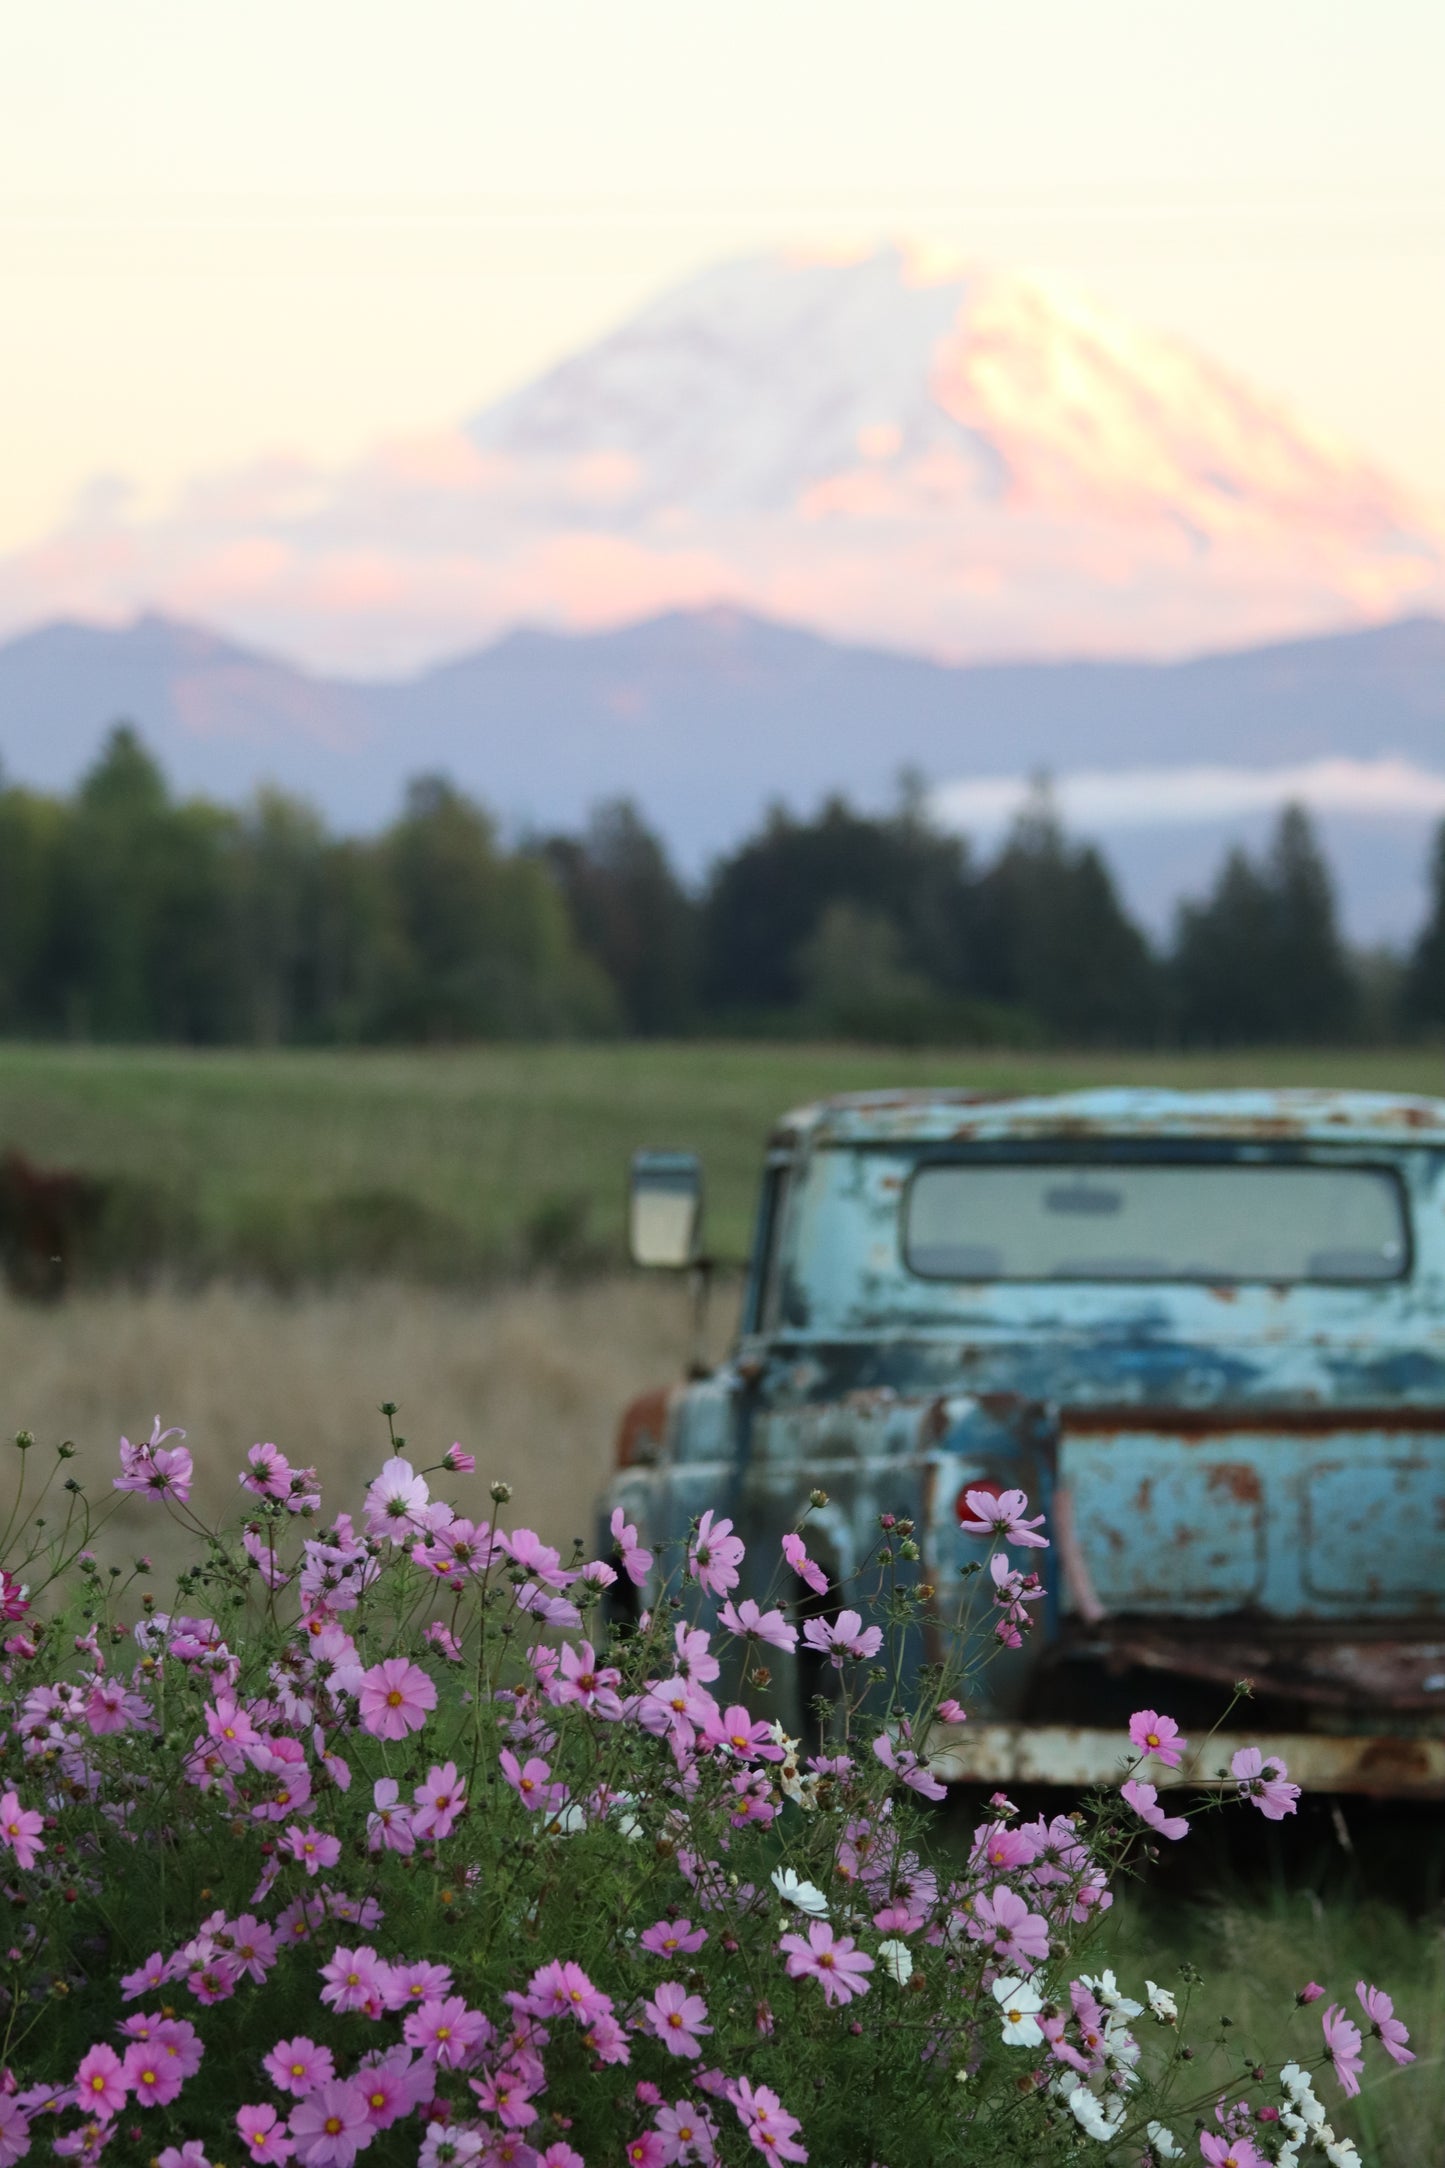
[{"left": 3, "top": 724, "right": 1445, "bottom": 1046}]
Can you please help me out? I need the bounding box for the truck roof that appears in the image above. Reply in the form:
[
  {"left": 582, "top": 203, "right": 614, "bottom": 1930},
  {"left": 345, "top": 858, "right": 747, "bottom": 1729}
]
[{"left": 771, "top": 1085, "right": 1445, "bottom": 1150}]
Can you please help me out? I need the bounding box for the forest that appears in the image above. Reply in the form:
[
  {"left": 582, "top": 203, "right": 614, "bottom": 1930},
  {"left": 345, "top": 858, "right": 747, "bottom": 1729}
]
[{"left": 2, "top": 722, "right": 1444, "bottom": 1047}]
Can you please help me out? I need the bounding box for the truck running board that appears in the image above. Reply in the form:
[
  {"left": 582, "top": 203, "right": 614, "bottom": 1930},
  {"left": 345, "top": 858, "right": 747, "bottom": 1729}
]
[{"left": 927, "top": 1722, "right": 1445, "bottom": 1798}]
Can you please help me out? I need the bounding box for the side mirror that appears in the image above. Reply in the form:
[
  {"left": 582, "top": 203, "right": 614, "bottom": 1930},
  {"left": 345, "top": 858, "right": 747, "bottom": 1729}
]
[{"left": 629, "top": 1150, "right": 704, "bottom": 1270}]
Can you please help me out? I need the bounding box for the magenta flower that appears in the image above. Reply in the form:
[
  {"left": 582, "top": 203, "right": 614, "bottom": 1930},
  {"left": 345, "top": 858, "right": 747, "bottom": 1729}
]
[
  {"left": 366, "top": 1779, "right": 416, "bottom": 1856},
  {"left": 1199, "top": 2138, "right": 1267, "bottom": 2168},
  {"left": 956, "top": 1486, "right": 1048, "bottom": 1547},
  {"left": 781, "top": 1531, "right": 828, "bottom": 1596},
  {"left": 319, "top": 1945, "right": 385, "bottom": 2014},
  {"left": 499, "top": 1748, "right": 565, "bottom": 1813},
  {"left": 285, "top": 1825, "right": 342, "bottom": 1876},
  {"left": 1357, "top": 1979, "right": 1414, "bottom": 2066},
  {"left": 1229, "top": 1747, "right": 1300, "bottom": 1820},
  {"left": 114, "top": 1418, "right": 194, "bottom": 1502},
  {"left": 654, "top": 2101, "right": 714, "bottom": 2164},
  {"left": 688, "top": 1511, "right": 745, "bottom": 1597},
  {"left": 357, "top": 1657, "right": 437, "bottom": 1740},
  {"left": 801, "top": 1608, "right": 883, "bottom": 1666},
  {"left": 0, "top": 2099, "right": 29, "bottom": 2168},
  {"left": 1323, "top": 2003, "right": 1365, "bottom": 2097},
  {"left": 611, "top": 1507, "right": 654, "bottom": 1588},
  {"left": 778, "top": 1919, "right": 875, "bottom": 2006},
  {"left": 241, "top": 1442, "right": 293, "bottom": 1500},
  {"left": 265, "top": 2039, "right": 336, "bottom": 2097},
  {"left": 413, "top": 1761, "right": 466, "bottom": 1840},
  {"left": 354, "top": 2050, "right": 425, "bottom": 2130},
  {"left": 403, "top": 1995, "right": 492, "bottom": 2068},
  {"left": 443, "top": 1443, "right": 476, "bottom": 1473},
  {"left": 1121, "top": 1778, "right": 1190, "bottom": 1842},
  {"left": 237, "top": 2104, "right": 296, "bottom": 2164},
  {"left": 644, "top": 1982, "right": 714, "bottom": 2059},
  {"left": 702, "top": 1704, "right": 782, "bottom": 1762},
  {"left": 729, "top": 2079, "right": 807, "bottom": 2164},
  {"left": 624, "top": 2138, "right": 665, "bottom": 2168},
  {"left": 363, "top": 1456, "right": 432, "bottom": 1541},
  {"left": 872, "top": 1729, "right": 946, "bottom": 1801},
  {"left": 936, "top": 1696, "right": 966, "bottom": 1724},
  {"left": 74, "top": 2044, "right": 127, "bottom": 2120},
  {"left": 0, "top": 1789, "right": 45, "bottom": 1871},
  {"left": 159, "top": 2148, "right": 213, "bottom": 2168},
  {"left": 1297, "top": 1981, "right": 1325, "bottom": 2004},
  {"left": 289, "top": 2077, "right": 373, "bottom": 2168},
  {"left": 968, "top": 1885, "right": 1051, "bottom": 1967},
  {"left": 640, "top": 1918, "right": 708, "bottom": 1958},
  {"left": 554, "top": 1642, "right": 624, "bottom": 1719},
  {"left": 524, "top": 1959, "right": 611, "bottom": 2026},
  {"left": 153, "top": 2016, "right": 204, "bottom": 2079},
  {"left": 380, "top": 1959, "right": 453, "bottom": 2011},
  {"left": 121, "top": 2040, "right": 183, "bottom": 2107},
  {"left": 718, "top": 1597, "right": 798, "bottom": 1652},
  {"left": 1128, "top": 1709, "right": 1187, "bottom": 1767}
]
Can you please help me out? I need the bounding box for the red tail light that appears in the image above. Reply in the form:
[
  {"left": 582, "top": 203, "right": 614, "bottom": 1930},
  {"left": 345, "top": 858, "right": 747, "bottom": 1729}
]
[{"left": 955, "top": 1478, "right": 1003, "bottom": 1527}]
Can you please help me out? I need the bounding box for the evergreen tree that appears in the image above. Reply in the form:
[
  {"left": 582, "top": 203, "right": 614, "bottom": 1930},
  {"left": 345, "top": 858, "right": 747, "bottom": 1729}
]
[
  {"left": 1172, "top": 804, "right": 1357, "bottom": 1044},
  {"left": 1403, "top": 821, "right": 1445, "bottom": 1032},
  {"left": 541, "top": 800, "right": 699, "bottom": 1035}
]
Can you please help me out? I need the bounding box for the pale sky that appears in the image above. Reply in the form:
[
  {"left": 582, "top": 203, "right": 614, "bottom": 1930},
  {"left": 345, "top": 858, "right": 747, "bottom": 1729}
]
[{"left": 4, "top": 0, "right": 1444, "bottom": 560}]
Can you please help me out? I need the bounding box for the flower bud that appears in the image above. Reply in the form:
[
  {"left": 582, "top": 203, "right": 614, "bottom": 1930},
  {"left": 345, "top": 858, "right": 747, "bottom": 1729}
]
[
  {"left": 809, "top": 1489, "right": 829, "bottom": 1508},
  {"left": 490, "top": 1480, "right": 513, "bottom": 1504}
]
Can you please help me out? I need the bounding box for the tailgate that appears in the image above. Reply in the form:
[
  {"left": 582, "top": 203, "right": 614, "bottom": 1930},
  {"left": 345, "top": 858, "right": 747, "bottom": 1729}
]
[{"left": 1060, "top": 1406, "right": 1445, "bottom": 1619}]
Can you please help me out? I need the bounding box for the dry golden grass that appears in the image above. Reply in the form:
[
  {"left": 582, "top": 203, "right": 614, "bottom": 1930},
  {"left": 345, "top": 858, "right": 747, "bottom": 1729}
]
[{"left": 0, "top": 1275, "right": 735, "bottom": 1578}]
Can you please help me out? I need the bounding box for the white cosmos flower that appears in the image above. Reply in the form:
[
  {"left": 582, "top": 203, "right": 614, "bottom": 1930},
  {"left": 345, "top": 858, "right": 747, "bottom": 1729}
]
[
  {"left": 1146, "top": 2122, "right": 1183, "bottom": 2160},
  {"left": 1068, "top": 2087, "right": 1124, "bottom": 2141},
  {"left": 771, "top": 1867, "right": 829, "bottom": 1916},
  {"left": 1079, "top": 1968, "right": 1144, "bottom": 2019},
  {"left": 1145, "top": 1978, "right": 1178, "bottom": 2024},
  {"left": 1324, "top": 2141, "right": 1361, "bottom": 2168},
  {"left": 877, "top": 1938, "right": 913, "bottom": 1987},
  {"left": 991, "top": 1974, "right": 1045, "bottom": 2047}
]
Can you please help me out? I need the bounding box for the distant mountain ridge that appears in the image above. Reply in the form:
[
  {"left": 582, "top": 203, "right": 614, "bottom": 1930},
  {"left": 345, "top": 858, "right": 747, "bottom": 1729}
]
[
  {"left": 2, "top": 603, "right": 1443, "bottom": 939},
  {"left": 4, "top": 245, "right": 1442, "bottom": 671}
]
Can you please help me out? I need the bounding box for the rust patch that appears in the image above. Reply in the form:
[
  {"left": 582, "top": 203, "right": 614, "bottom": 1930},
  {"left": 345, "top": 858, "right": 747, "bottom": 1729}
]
[
  {"left": 1206, "top": 1461, "right": 1263, "bottom": 1505},
  {"left": 614, "top": 1385, "right": 672, "bottom": 1471},
  {"left": 1064, "top": 1404, "right": 1445, "bottom": 1438}
]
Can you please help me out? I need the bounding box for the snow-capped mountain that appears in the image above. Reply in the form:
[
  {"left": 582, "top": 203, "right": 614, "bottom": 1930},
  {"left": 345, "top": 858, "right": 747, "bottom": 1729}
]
[{"left": 3, "top": 244, "right": 1440, "bottom": 671}]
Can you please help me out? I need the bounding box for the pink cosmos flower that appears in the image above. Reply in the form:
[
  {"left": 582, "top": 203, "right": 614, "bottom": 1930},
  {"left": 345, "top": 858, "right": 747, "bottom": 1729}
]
[
  {"left": 114, "top": 1419, "right": 193, "bottom": 1503},
  {"left": 443, "top": 1444, "right": 476, "bottom": 1473},
  {"left": 524, "top": 1959, "right": 611, "bottom": 2026},
  {"left": 158, "top": 2148, "right": 213, "bottom": 2168},
  {"left": 625, "top": 2138, "right": 666, "bottom": 2168},
  {"left": 0, "top": 2098, "right": 29, "bottom": 2168},
  {"left": 801, "top": 1608, "right": 882, "bottom": 1666},
  {"left": 1322, "top": 2003, "right": 1365, "bottom": 2097},
  {"left": 499, "top": 1749, "right": 565, "bottom": 1813},
  {"left": 357, "top": 1657, "right": 436, "bottom": 1741},
  {"left": 366, "top": 1779, "right": 416, "bottom": 1856},
  {"left": 641, "top": 1918, "right": 708, "bottom": 1958},
  {"left": 688, "top": 1512, "right": 744, "bottom": 1598},
  {"left": 413, "top": 1762, "right": 466, "bottom": 1840},
  {"left": 1229, "top": 1747, "right": 1300, "bottom": 1821},
  {"left": 227, "top": 1915, "right": 278, "bottom": 1983},
  {"left": 1199, "top": 2138, "right": 1267, "bottom": 2168},
  {"left": 729, "top": 2080, "right": 807, "bottom": 2165},
  {"left": 643, "top": 1983, "right": 713, "bottom": 2059},
  {"left": 241, "top": 1443, "right": 292, "bottom": 1500},
  {"left": 402, "top": 1995, "right": 492, "bottom": 2068},
  {"left": 363, "top": 1456, "right": 432, "bottom": 1541},
  {"left": 780, "top": 1532, "right": 828, "bottom": 1596},
  {"left": 871, "top": 1730, "right": 946, "bottom": 1802},
  {"left": 74, "top": 2044, "right": 127, "bottom": 2120},
  {"left": 611, "top": 1507, "right": 654, "bottom": 1588},
  {"left": 936, "top": 1697, "right": 966, "bottom": 1724},
  {"left": 153, "top": 2016, "right": 203, "bottom": 2078},
  {"left": 266, "top": 2039, "right": 336, "bottom": 2097},
  {"left": 354, "top": 2050, "right": 426, "bottom": 2130},
  {"left": 237, "top": 2104, "right": 296, "bottom": 2164},
  {"left": 289, "top": 2077, "right": 373, "bottom": 2168},
  {"left": 554, "top": 1642, "right": 624, "bottom": 1720},
  {"left": 778, "top": 1920, "right": 875, "bottom": 2006},
  {"left": 701, "top": 1705, "right": 782, "bottom": 1762},
  {"left": 1128, "top": 1709, "right": 1187, "bottom": 1767},
  {"left": 968, "top": 1885, "right": 1051, "bottom": 1967},
  {"left": 718, "top": 1598, "right": 797, "bottom": 1652},
  {"left": 285, "top": 1825, "right": 342, "bottom": 1876},
  {"left": 1297, "top": 1981, "right": 1325, "bottom": 2004},
  {"left": 469, "top": 2067, "right": 538, "bottom": 2129},
  {"left": 417, "top": 2128, "right": 482, "bottom": 2168},
  {"left": 654, "top": 2099, "right": 715, "bottom": 2166},
  {"left": 956, "top": 1486, "right": 1048, "bottom": 1547},
  {"left": 121, "top": 2040, "right": 183, "bottom": 2107},
  {"left": 1121, "top": 1779, "right": 1190, "bottom": 1843},
  {"left": 0, "top": 1790, "right": 45, "bottom": 1870},
  {"left": 380, "top": 1959, "right": 453, "bottom": 2011},
  {"left": 423, "top": 1621, "right": 463, "bottom": 1662},
  {"left": 319, "top": 1945, "right": 386, "bottom": 2014},
  {"left": 1356, "top": 1979, "right": 1414, "bottom": 2066}
]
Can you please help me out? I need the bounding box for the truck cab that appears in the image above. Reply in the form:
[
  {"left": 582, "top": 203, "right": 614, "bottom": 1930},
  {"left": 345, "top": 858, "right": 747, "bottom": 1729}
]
[{"left": 600, "top": 1088, "right": 1445, "bottom": 1796}]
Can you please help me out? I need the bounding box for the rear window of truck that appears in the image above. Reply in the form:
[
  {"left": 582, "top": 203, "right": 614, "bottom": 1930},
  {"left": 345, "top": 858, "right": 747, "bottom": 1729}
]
[{"left": 904, "top": 1161, "right": 1408, "bottom": 1284}]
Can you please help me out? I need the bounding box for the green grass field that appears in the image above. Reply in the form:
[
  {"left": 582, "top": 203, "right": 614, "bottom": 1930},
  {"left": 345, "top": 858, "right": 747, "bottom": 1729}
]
[{"left": 3, "top": 1040, "right": 1444, "bottom": 1281}]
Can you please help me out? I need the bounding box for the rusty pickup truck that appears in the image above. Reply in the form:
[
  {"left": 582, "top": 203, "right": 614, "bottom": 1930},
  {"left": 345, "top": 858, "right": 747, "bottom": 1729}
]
[{"left": 599, "top": 1088, "right": 1445, "bottom": 1798}]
